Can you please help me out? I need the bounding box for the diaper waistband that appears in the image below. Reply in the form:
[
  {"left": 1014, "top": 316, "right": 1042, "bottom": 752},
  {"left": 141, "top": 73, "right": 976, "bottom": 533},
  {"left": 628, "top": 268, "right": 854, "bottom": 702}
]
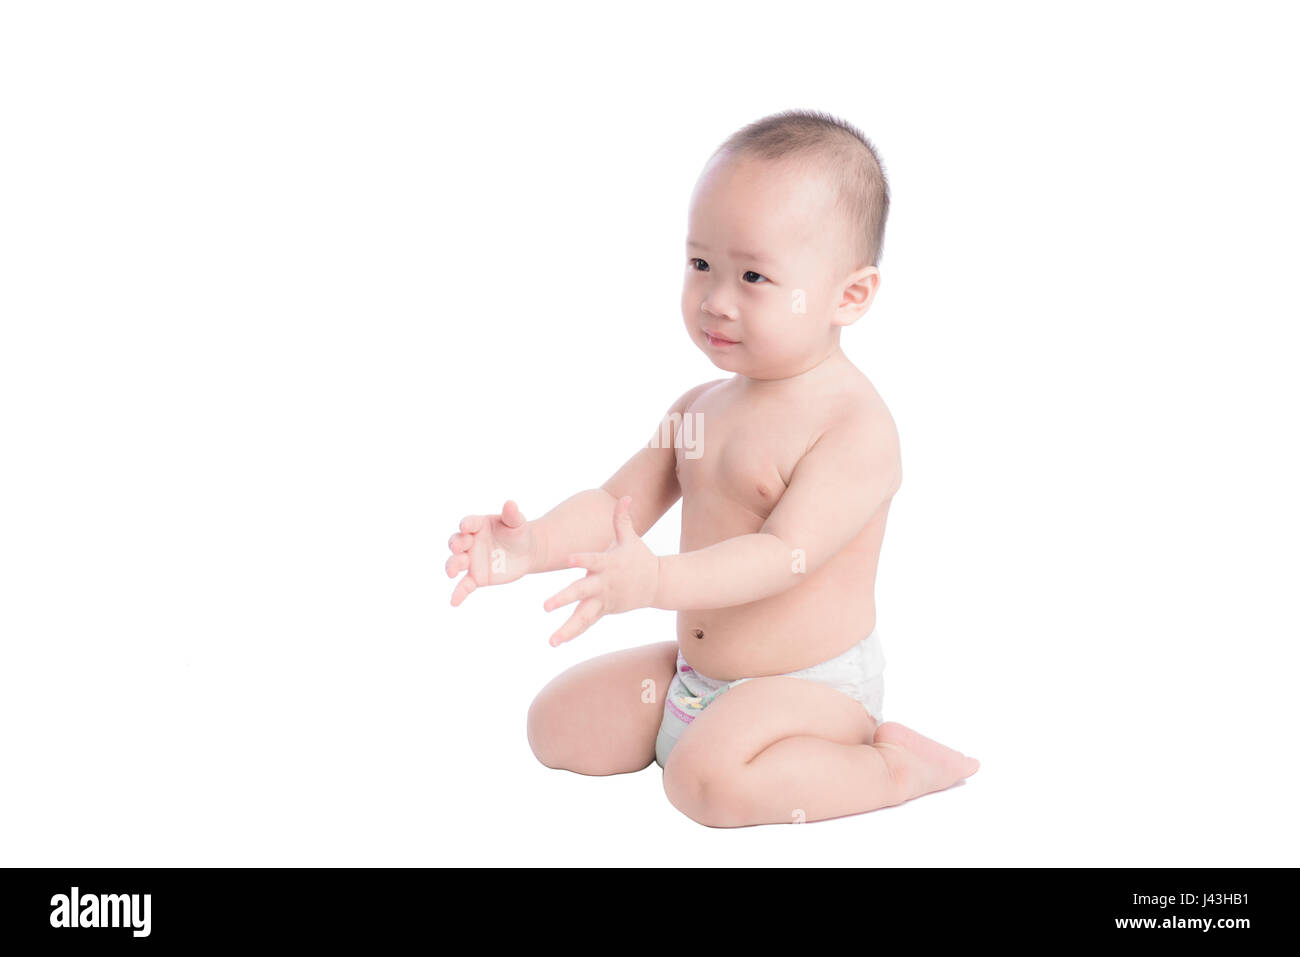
[{"left": 676, "top": 628, "right": 881, "bottom": 684}]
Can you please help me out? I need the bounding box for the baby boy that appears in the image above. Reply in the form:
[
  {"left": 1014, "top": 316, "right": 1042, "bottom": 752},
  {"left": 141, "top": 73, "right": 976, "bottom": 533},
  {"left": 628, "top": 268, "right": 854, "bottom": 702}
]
[{"left": 446, "top": 109, "right": 979, "bottom": 827}]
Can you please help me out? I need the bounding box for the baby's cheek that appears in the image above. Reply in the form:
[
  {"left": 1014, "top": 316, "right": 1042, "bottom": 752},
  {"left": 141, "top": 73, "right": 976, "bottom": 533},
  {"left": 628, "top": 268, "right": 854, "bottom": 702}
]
[{"left": 795, "top": 287, "right": 827, "bottom": 318}]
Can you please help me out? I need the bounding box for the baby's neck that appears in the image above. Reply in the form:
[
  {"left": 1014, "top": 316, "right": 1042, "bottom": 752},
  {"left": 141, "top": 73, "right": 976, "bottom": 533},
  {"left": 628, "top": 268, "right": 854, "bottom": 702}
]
[{"left": 739, "top": 344, "right": 851, "bottom": 392}]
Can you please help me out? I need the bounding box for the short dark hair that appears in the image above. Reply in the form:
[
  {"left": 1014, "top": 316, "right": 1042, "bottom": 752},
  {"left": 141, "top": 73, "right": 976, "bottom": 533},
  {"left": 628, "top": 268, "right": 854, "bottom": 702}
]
[{"left": 715, "top": 109, "right": 890, "bottom": 269}]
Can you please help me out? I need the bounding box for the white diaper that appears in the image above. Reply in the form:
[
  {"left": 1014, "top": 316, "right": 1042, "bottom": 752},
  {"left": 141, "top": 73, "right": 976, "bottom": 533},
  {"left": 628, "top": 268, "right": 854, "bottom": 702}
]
[{"left": 654, "top": 629, "right": 886, "bottom": 768}]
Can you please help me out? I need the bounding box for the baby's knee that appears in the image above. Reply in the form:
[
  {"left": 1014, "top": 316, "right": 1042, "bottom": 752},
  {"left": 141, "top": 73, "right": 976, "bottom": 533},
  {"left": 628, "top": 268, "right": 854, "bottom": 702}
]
[
  {"left": 663, "top": 756, "right": 749, "bottom": 828},
  {"left": 525, "top": 686, "right": 569, "bottom": 770}
]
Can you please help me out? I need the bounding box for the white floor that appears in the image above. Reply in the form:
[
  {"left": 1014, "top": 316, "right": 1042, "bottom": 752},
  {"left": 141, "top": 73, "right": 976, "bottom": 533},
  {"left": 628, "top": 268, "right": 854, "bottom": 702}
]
[{"left": 5, "top": 563, "right": 1294, "bottom": 867}]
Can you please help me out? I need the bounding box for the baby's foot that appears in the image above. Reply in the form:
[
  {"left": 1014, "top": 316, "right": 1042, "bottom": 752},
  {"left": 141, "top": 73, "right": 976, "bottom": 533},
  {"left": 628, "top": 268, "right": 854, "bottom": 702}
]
[{"left": 872, "top": 721, "right": 980, "bottom": 802}]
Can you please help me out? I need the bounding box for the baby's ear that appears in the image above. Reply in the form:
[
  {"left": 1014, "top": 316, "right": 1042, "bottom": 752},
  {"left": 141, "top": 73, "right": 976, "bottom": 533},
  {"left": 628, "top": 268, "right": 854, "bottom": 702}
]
[{"left": 834, "top": 266, "right": 881, "bottom": 326}]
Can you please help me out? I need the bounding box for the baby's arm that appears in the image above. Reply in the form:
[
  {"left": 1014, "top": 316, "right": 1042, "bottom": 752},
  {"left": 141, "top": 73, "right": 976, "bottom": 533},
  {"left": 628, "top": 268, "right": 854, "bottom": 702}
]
[
  {"left": 448, "top": 380, "right": 720, "bottom": 604},
  {"left": 652, "top": 410, "right": 901, "bottom": 610},
  {"left": 543, "top": 406, "right": 902, "bottom": 642},
  {"left": 532, "top": 379, "right": 721, "bottom": 570}
]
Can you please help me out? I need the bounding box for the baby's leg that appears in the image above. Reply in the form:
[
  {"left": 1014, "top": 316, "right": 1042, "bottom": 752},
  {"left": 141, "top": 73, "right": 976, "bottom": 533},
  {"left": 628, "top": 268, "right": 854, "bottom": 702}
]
[
  {"left": 527, "top": 640, "right": 678, "bottom": 775},
  {"left": 662, "top": 676, "right": 979, "bottom": 827}
]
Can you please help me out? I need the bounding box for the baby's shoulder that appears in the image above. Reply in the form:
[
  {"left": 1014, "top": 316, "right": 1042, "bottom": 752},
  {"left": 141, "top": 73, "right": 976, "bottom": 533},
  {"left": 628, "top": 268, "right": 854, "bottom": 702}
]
[
  {"left": 812, "top": 376, "right": 900, "bottom": 456},
  {"left": 830, "top": 369, "right": 894, "bottom": 425},
  {"left": 672, "top": 376, "right": 730, "bottom": 415}
]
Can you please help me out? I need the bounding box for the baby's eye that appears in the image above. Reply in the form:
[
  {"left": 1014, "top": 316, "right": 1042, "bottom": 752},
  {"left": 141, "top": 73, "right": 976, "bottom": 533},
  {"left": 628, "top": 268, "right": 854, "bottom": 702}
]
[
  {"left": 689, "top": 258, "right": 710, "bottom": 272},
  {"left": 743, "top": 270, "right": 769, "bottom": 284}
]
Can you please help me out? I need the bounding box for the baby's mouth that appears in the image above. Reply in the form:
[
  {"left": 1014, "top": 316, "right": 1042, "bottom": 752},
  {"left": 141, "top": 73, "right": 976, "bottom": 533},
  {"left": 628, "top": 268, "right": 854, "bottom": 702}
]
[{"left": 704, "top": 330, "right": 740, "bottom": 347}]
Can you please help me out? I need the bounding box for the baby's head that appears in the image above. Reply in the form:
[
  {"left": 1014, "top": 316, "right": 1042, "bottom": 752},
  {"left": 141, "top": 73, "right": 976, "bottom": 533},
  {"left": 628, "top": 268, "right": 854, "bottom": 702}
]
[{"left": 683, "top": 110, "right": 890, "bottom": 379}]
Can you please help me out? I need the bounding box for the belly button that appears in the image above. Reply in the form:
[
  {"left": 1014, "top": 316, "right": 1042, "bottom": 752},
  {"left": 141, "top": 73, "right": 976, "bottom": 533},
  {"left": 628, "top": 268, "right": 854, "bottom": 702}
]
[{"left": 693, "top": 629, "right": 704, "bottom": 640}]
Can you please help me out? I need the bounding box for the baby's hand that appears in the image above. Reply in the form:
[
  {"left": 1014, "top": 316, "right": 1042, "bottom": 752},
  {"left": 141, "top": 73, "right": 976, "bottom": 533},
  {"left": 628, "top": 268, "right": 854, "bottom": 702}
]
[
  {"left": 446, "top": 500, "right": 537, "bottom": 606},
  {"left": 542, "top": 496, "right": 660, "bottom": 646}
]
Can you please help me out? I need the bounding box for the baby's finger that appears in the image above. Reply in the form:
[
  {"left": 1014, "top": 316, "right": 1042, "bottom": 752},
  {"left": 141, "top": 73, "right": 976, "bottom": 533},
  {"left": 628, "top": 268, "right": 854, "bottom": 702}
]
[
  {"left": 459, "top": 515, "right": 484, "bottom": 534},
  {"left": 549, "top": 597, "right": 604, "bottom": 646},
  {"left": 612, "top": 495, "right": 638, "bottom": 544},
  {"left": 450, "top": 572, "right": 479, "bottom": 607},
  {"left": 445, "top": 552, "right": 469, "bottom": 578},
  {"left": 543, "top": 574, "right": 599, "bottom": 613},
  {"left": 501, "top": 500, "right": 526, "bottom": 528},
  {"left": 548, "top": 600, "right": 603, "bottom": 646},
  {"left": 567, "top": 551, "right": 607, "bottom": 572},
  {"left": 448, "top": 532, "right": 472, "bottom": 553}
]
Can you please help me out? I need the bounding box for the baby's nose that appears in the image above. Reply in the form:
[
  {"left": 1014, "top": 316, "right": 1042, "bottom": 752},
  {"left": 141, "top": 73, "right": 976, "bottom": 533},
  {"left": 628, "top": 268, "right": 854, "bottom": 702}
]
[{"left": 701, "top": 296, "right": 738, "bottom": 320}]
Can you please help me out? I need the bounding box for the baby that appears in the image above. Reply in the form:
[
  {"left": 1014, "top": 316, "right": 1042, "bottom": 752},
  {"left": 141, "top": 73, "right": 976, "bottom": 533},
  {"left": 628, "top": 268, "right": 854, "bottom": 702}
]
[{"left": 446, "top": 110, "right": 979, "bottom": 827}]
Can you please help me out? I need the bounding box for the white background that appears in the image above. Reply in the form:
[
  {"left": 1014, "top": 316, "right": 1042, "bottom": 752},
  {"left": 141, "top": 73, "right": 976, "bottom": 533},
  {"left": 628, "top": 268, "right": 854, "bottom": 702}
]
[{"left": 2, "top": 1, "right": 1297, "bottom": 866}]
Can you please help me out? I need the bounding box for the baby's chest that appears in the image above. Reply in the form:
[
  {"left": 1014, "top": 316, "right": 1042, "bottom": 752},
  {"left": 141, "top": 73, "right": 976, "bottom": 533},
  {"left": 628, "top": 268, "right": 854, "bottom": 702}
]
[{"left": 674, "top": 418, "right": 803, "bottom": 517}]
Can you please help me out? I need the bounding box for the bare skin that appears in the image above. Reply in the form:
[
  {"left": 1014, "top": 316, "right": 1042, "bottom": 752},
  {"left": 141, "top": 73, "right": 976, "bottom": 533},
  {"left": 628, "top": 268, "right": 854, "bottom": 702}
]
[
  {"left": 448, "top": 149, "right": 979, "bottom": 826},
  {"left": 666, "top": 361, "right": 891, "bottom": 679}
]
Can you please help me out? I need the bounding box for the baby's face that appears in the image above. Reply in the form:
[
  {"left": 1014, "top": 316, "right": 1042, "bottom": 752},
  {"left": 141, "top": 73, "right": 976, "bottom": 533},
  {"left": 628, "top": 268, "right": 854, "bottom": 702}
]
[{"left": 682, "top": 152, "right": 871, "bottom": 379}]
